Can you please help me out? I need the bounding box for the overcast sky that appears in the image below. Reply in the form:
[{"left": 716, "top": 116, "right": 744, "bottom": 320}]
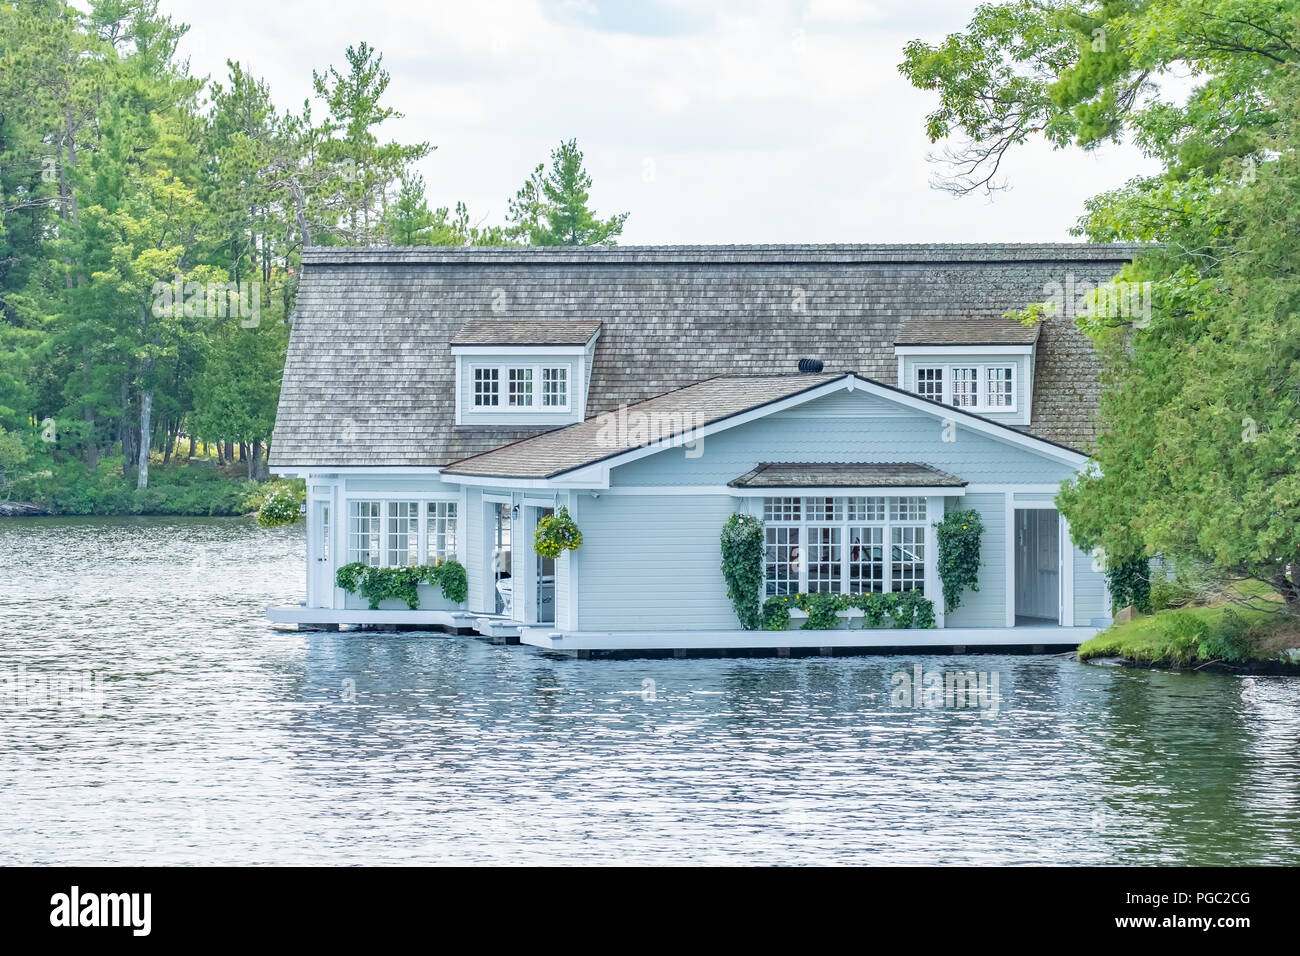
[{"left": 166, "top": 0, "right": 1158, "bottom": 244}]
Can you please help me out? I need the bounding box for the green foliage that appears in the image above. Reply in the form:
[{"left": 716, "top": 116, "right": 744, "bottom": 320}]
[
  {"left": 720, "top": 514, "right": 765, "bottom": 629},
  {"left": 901, "top": 0, "right": 1300, "bottom": 617},
  {"left": 1156, "top": 615, "right": 1209, "bottom": 668},
  {"left": 1079, "top": 594, "right": 1274, "bottom": 666},
  {"left": 801, "top": 592, "right": 840, "bottom": 630},
  {"left": 759, "top": 590, "right": 937, "bottom": 630},
  {"left": 935, "top": 509, "right": 983, "bottom": 612},
  {"left": 534, "top": 506, "right": 582, "bottom": 559},
  {"left": 762, "top": 595, "right": 793, "bottom": 630},
  {"left": 1149, "top": 577, "right": 1195, "bottom": 612},
  {"left": 251, "top": 479, "right": 305, "bottom": 527},
  {"left": 1199, "top": 609, "right": 1258, "bottom": 663},
  {"left": 1106, "top": 558, "right": 1152, "bottom": 614},
  {"left": 334, "top": 560, "right": 468, "bottom": 609},
  {"left": 506, "top": 139, "right": 629, "bottom": 246}
]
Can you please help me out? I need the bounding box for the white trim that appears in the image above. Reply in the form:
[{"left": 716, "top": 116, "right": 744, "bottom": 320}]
[
  {"left": 585, "top": 485, "right": 967, "bottom": 497},
  {"left": 1004, "top": 493, "right": 1016, "bottom": 628},
  {"left": 925, "top": 495, "right": 945, "bottom": 629},
  {"left": 966, "top": 483, "right": 1063, "bottom": 495},
  {"left": 894, "top": 344, "right": 1034, "bottom": 356},
  {"left": 274, "top": 466, "right": 447, "bottom": 477},
  {"left": 1061, "top": 512, "right": 1075, "bottom": 627},
  {"left": 450, "top": 344, "right": 588, "bottom": 356}
]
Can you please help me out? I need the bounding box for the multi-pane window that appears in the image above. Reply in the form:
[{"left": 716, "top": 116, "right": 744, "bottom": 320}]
[
  {"left": 347, "top": 501, "right": 383, "bottom": 565},
  {"left": 386, "top": 501, "right": 419, "bottom": 566},
  {"left": 469, "top": 364, "right": 571, "bottom": 412},
  {"left": 916, "top": 367, "right": 944, "bottom": 402},
  {"left": 950, "top": 367, "right": 979, "bottom": 407},
  {"left": 762, "top": 496, "right": 928, "bottom": 597},
  {"left": 428, "top": 501, "right": 457, "bottom": 562},
  {"left": 764, "top": 525, "right": 801, "bottom": 596},
  {"left": 986, "top": 366, "right": 1013, "bottom": 408},
  {"left": 909, "top": 362, "right": 1016, "bottom": 412},
  {"left": 347, "top": 500, "right": 457, "bottom": 568},
  {"left": 507, "top": 367, "right": 533, "bottom": 407},
  {"left": 542, "top": 367, "right": 568, "bottom": 407},
  {"left": 473, "top": 368, "right": 500, "bottom": 407},
  {"left": 892, "top": 526, "right": 926, "bottom": 592}
]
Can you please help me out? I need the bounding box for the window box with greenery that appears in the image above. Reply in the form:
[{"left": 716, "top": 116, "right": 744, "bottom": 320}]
[
  {"left": 335, "top": 560, "right": 469, "bottom": 611},
  {"left": 761, "top": 590, "right": 936, "bottom": 631}
]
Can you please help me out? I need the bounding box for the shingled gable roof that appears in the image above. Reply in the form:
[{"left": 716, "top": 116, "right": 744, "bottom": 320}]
[
  {"left": 451, "top": 319, "right": 602, "bottom": 346},
  {"left": 729, "top": 461, "right": 967, "bottom": 489},
  {"left": 894, "top": 316, "right": 1041, "bottom": 346},
  {"left": 269, "top": 243, "right": 1146, "bottom": 469},
  {"left": 440, "top": 373, "right": 839, "bottom": 479}
]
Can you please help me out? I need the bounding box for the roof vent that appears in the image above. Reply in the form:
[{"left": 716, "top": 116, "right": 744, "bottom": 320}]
[{"left": 798, "top": 358, "right": 824, "bottom": 374}]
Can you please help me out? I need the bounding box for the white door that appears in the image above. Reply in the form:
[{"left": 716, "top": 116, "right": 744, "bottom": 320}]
[{"left": 310, "top": 499, "right": 332, "bottom": 608}]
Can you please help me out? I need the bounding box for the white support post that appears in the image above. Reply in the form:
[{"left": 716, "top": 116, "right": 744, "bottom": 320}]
[{"left": 1004, "top": 493, "right": 1016, "bottom": 627}]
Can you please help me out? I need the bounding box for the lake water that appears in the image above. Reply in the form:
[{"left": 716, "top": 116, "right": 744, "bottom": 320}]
[{"left": 1, "top": 516, "right": 1298, "bottom": 865}]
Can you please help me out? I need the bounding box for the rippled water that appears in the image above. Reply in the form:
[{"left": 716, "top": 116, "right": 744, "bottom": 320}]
[{"left": 1, "top": 516, "right": 1298, "bottom": 865}]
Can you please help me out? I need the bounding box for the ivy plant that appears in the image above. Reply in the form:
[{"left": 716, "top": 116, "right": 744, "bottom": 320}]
[
  {"left": 758, "top": 589, "right": 937, "bottom": 630},
  {"left": 762, "top": 595, "right": 792, "bottom": 630},
  {"left": 534, "top": 506, "right": 582, "bottom": 559},
  {"left": 935, "top": 509, "right": 984, "bottom": 612},
  {"left": 1105, "top": 557, "right": 1152, "bottom": 614},
  {"left": 720, "top": 513, "right": 765, "bottom": 630},
  {"left": 335, "top": 560, "right": 469, "bottom": 609}
]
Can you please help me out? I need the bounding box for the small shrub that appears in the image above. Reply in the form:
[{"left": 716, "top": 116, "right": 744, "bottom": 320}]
[
  {"left": 256, "top": 482, "right": 305, "bottom": 527},
  {"left": 1199, "top": 609, "right": 1257, "bottom": 662}
]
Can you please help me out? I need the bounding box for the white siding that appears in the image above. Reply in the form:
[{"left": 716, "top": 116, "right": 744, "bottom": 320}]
[
  {"left": 941, "top": 493, "right": 1007, "bottom": 628},
  {"left": 1073, "top": 545, "right": 1110, "bottom": 626},
  {"left": 575, "top": 494, "right": 741, "bottom": 630}
]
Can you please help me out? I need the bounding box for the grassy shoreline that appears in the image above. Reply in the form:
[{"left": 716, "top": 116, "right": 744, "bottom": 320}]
[{"left": 1079, "top": 592, "right": 1300, "bottom": 673}]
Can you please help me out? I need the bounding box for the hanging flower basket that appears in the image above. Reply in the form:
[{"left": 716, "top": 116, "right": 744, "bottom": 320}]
[{"left": 535, "top": 506, "right": 582, "bottom": 559}]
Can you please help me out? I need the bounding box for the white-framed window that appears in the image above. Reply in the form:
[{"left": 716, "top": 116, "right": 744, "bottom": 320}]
[
  {"left": 910, "top": 362, "right": 1016, "bottom": 412},
  {"left": 468, "top": 363, "right": 571, "bottom": 412},
  {"left": 915, "top": 367, "right": 944, "bottom": 402},
  {"left": 951, "top": 367, "right": 979, "bottom": 407},
  {"left": 986, "top": 366, "right": 1013, "bottom": 408},
  {"left": 428, "top": 501, "right": 457, "bottom": 562},
  {"left": 542, "top": 367, "right": 568, "bottom": 407},
  {"left": 386, "top": 501, "right": 419, "bottom": 566},
  {"left": 507, "top": 367, "right": 533, "bottom": 407},
  {"left": 347, "top": 499, "right": 458, "bottom": 568},
  {"left": 347, "top": 501, "right": 383, "bottom": 566},
  {"left": 473, "top": 367, "right": 499, "bottom": 407},
  {"left": 761, "top": 496, "right": 928, "bottom": 597}
]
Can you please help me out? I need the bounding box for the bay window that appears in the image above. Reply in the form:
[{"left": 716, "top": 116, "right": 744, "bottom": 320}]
[{"left": 763, "top": 496, "right": 928, "bottom": 597}]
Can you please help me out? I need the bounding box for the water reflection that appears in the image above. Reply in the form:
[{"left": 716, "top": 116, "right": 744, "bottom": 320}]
[{"left": 0, "top": 517, "right": 1297, "bottom": 864}]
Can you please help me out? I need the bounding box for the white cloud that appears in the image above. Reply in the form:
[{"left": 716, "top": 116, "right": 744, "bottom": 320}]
[{"left": 166, "top": 0, "right": 1159, "bottom": 243}]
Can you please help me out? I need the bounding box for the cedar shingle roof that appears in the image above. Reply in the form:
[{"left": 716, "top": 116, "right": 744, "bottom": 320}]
[
  {"left": 441, "top": 374, "right": 839, "bottom": 479},
  {"left": 451, "top": 319, "right": 602, "bottom": 346},
  {"left": 270, "top": 243, "right": 1146, "bottom": 468},
  {"left": 894, "top": 317, "right": 1041, "bottom": 346},
  {"left": 728, "top": 461, "right": 967, "bottom": 489}
]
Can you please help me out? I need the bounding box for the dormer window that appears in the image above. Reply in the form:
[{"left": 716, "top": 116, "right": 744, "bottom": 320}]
[
  {"left": 453, "top": 320, "right": 599, "bottom": 426},
  {"left": 894, "top": 317, "right": 1038, "bottom": 425},
  {"left": 913, "top": 363, "right": 1015, "bottom": 412}
]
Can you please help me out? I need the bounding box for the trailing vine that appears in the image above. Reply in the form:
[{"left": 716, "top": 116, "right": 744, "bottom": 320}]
[
  {"left": 720, "top": 513, "right": 765, "bottom": 630},
  {"left": 1105, "top": 557, "right": 1151, "bottom": 614},
  {"left": 535, "top": 506, "right": 582, "bottom": 559},
  {"left": 335, "top": 560, "right": 469, "bottom": 609},
  {"left": 760, "top": 590, "right": 937, "bottom": 630},
  {"left": 935, "top": 509, "right": 983, "bottom": 612}
]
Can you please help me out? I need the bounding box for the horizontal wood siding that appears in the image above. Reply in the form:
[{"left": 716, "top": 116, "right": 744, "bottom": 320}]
[
  {"left": 942, "top": 493, "right": 1007, "bottom": 628},
  {"left": 610, "top": 388, "right": 1076, "bottom": 487},
  {"left": 1074, "top": 545, "right": 1110, "bottom": 626},
  {"left": 575, "top": 495, "right": 740, "bottom": 630}
]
